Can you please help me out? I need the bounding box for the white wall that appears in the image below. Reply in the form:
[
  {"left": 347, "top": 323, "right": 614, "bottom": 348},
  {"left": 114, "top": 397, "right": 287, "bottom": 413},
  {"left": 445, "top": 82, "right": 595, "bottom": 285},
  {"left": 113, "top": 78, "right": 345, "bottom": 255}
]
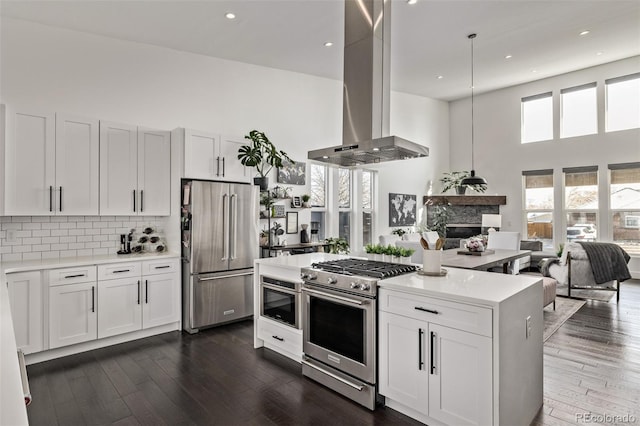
[
  {"left": 0, "top": 17, "right": 448, "bottom": 256},
  {"left": 449, "top": 56, "right": 640, "bottom": 276}
]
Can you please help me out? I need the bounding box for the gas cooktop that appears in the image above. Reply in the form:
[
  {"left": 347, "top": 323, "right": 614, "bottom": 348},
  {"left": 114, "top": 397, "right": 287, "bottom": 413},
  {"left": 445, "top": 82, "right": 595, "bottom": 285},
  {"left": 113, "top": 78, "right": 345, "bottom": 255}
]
[{"left": 309, "top": 258, "right": 417, "bottom": 279}]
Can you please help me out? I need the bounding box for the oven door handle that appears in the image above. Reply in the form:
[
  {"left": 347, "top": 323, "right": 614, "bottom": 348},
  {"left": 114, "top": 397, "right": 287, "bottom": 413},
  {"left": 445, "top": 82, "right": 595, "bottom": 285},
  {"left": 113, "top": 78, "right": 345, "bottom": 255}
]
[
  {"left": 302, "top": 360, "right": 364, "bottom": 391},
  {"left": 302, "top": 287, "right": 367, "bottom": 306},
  {"left": 262, "top": 283, "right": 299, "bottom": 296}
]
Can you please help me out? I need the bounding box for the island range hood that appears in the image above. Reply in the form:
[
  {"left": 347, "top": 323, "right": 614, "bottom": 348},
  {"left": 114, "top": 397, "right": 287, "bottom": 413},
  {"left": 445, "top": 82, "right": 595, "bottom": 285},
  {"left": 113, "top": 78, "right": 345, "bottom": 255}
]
[{"left": 308, "top": 0, "right": 429, "bottom": 166}]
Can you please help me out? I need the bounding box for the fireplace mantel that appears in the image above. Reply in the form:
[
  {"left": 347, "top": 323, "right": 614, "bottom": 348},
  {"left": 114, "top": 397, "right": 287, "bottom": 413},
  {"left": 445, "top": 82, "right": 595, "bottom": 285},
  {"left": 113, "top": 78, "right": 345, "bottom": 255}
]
[{"left": 423, "top": 195, "right": 507, "bottom": 206}]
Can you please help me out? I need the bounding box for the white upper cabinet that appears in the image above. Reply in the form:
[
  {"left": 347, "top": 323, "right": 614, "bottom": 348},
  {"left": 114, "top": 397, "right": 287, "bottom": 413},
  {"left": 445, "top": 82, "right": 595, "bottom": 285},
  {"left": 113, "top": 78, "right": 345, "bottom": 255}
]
[
  {"left": 138, "top": 128, "right": 171, "bottom": 215},
  {"left": 4, "top": 109, "right": 99, "bottom": 215},
  {"left": 5, "top": 110, "right": 56, "bottom": 215},
  {"left": 100, "top": 122, "right": 170, "bottom": 215},
  {"left": 55, "top": 114, "right": 100, "bottom": 215},
  {"left": 182, "top": 128, "right": 249, "bottom": 182}
]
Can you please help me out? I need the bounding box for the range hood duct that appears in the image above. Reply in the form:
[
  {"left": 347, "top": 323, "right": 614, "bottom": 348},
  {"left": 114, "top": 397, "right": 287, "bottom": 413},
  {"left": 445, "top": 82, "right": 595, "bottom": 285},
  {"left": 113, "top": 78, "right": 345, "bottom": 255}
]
[{"left": 308, "top": 0, "right": 429, "bottom": 166}]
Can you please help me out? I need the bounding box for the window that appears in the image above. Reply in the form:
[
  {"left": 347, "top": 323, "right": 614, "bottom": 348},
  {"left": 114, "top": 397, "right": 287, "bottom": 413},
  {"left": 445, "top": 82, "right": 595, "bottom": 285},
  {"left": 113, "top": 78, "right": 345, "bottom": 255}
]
[
  {"left": 338, "top": 168, "right": 351, "bottom": 244},
  {"left": 310, "top": 164, "right": 327, "bottom": 243},
  {"left": 606, "top": 73, "right": 640, "bottom": 132},
  {"left": 610, "top": 162, "right": 640, "bottom": 255},
  {"left": 561, "top": 83, "right": 597, "bottom": 138},
  {"left": 521, "top": 92, "right": 553, "bottom": 143},
  {"left": 362, "top": 170, "right": 374, "bottom": 246},
  {"left": 310, "top": 163, "right": 326, "bottom": 207},
  {"left": 564, "top": 167, "right": 598, "bottom": 242},
  {"left": 523, "top": 170, "right": 554, "bottom": 249}
]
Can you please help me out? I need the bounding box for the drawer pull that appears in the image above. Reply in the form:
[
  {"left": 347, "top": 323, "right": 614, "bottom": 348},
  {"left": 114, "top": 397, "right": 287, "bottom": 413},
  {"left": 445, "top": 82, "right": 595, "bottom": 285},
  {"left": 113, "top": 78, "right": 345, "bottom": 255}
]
[
  {"left": 112, "top": 269, "right": 131, "bottom": 274},
  {"left": 272, "top": 335, "right": 284, "bottom": 342},
  {"left": 154, "top": 265, "right": 171, "bottom": 269},
  {"left": 415, "top": 306, "right": 439, "bottom": 315},
  {"left": 64, "top": 274, "right": 85, "bottom": 279}
]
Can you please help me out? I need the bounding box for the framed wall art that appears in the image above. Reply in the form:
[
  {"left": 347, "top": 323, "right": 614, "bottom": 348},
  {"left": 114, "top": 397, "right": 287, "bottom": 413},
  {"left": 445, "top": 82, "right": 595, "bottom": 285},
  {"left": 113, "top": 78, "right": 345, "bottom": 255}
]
[
  {"left": 389, "top": 193, "right": 417, "bottom": 226},
  {"left": 277, "top": 160, "right": 306, "bottom": 185},
  {"left": 286, "top": 212, "right": 298, "bottom": 234}
]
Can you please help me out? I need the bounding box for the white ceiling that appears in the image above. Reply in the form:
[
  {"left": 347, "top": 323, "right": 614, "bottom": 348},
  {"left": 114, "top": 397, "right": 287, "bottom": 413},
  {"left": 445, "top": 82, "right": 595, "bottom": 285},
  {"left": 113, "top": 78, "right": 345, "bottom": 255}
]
[{"left": 1, "top": 0, "right": 639, "bottom": 101}]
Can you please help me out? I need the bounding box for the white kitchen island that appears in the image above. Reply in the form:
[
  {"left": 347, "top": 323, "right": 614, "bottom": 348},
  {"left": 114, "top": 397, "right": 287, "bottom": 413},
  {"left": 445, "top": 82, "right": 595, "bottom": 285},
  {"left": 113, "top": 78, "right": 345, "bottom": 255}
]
[{"left": 253, "top": 255, "right": 543, "bottom": 426}]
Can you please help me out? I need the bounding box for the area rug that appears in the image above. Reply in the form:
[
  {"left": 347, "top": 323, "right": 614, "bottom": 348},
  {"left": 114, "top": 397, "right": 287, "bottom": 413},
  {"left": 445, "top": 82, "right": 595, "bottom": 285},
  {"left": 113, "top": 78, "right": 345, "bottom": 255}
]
[{"left": 543, "top": 297, "right": 586, "bottom": 342}]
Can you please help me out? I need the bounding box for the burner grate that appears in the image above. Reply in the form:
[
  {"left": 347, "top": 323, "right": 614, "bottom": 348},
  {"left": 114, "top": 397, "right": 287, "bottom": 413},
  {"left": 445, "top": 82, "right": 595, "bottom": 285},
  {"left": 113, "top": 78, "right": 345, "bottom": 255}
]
[{"left": 311, "top": 259, "right": 417, "bottom": 279}]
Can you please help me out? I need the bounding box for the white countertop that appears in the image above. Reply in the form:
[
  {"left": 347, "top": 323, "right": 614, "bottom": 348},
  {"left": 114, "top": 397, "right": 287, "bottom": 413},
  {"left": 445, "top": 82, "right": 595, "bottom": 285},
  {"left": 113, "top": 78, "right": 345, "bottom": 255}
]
[
  {"left": 254, "top": 253, "right": 354, "bottom": 270},
  {"left": 379, "top": 267, "right": 542, "bottom": 307},
  {"left": 1, "top": 251, "right": 180, "bottom": 274}
]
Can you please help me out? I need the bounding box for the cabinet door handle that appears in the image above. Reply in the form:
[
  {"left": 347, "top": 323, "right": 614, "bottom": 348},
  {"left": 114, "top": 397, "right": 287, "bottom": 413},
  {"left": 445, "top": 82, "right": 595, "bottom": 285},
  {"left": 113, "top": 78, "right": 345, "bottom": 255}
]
[
  {"left": 140, "top": 190, "right": 144, "bottom": 212},
  {"left": 272, "top": 335, "right": 284, "bottom": 342},
  {"left": 222, "top": 157, "right": 225, "bottom": 177},
  {"left": 216, "top": 157, "right": 220, "bottom": 177},
  {"left": 91, "top": 286, "right": 95, "bottom": 313},
  {"left": 133, "top": 190, "right": 136, "bottom": 212},
  {"left": 145, "top": 280, "right": 149, "bottom": 304},
  {"left": 59, "top": 186, "right": 63, "bottom": 212},
  {"left": 137, "top": 280, "right": 141, "bottom": 305},
  {"left": 418, "top": 328, "right": 424, "bottom": 370},
  {"left": 415, "top": 306, "right": 439, "bottom": 315},
  {"left": 430, "top": 331, "right": 436, "bottom": 374},
  {"left": 64, "top": 274, "right": 85, "bottom": 279},
  {"left": 49, "top": 186, "right": 53, "bottom": 212}
]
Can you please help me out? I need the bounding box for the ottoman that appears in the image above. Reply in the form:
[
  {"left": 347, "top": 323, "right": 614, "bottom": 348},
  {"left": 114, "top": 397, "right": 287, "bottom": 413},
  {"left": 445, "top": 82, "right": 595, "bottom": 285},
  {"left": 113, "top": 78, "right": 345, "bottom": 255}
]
[{"left": 542, "top": 277, "right": 557, "bottom": 310}]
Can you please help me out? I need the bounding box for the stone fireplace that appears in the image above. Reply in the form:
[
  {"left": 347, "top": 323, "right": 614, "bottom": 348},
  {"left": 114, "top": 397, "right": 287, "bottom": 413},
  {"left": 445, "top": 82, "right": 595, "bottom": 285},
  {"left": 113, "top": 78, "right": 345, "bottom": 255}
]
[{"left": 423, "top": 195, "right": 507, "bottom": 249}]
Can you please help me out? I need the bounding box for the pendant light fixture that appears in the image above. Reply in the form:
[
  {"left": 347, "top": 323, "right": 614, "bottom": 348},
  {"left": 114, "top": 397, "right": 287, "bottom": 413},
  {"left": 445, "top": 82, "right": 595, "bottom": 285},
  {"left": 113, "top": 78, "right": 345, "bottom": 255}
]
[{"left": 460, "top": 33, "right": 488, "bottom": 188}]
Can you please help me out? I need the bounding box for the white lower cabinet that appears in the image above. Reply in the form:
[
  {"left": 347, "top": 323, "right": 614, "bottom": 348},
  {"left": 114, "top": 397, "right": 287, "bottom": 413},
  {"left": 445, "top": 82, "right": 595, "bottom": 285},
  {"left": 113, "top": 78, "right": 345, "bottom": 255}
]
[
  {"left": 142, "top": 271, "right": 180, "bottom": 329},
  {"left": 98, "top": 277, "right": 142, "bottom": 338},
  {"left": 378, "top": 290, "right": 492, "bottom": 426},
  {"left": 6, "top": 271, "right": 43, "bottom": 354},
  {"left": 49, "top": 281, "right": 97, "bottom": 349}
]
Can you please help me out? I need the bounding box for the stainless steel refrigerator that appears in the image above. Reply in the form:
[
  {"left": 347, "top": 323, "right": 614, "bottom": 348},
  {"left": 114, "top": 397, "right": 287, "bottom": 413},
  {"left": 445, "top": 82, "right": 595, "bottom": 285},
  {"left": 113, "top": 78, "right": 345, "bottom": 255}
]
[{"left": 181, "top": 180, "right": 258, "bottom": 333}]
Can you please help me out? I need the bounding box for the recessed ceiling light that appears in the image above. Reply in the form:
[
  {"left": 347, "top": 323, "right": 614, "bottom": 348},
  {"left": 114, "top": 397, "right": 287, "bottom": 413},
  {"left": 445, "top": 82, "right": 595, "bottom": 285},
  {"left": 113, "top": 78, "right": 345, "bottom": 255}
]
[
  {"left": 225, "top": 12, "right": 236, "bottom": 19},
  {"left": 579, "top": 30, "right": 590, "bottom": 36},
  {"left": 596, "top": 51, "right": 603, "bottom": 56},
  {"left": 324, "top": 42, "right": 333, "bottom": 47},
  {"left": 437, "top": 75, "right": 444, "bottom": 80},
  {"left": 407, "top": 0, "right": 417, "bottom": 4},
  {"left": 505, "top": 54, "right": 513, "bottom": 59},
  {"left": 532, "top": 69, "right": 538, "bottom": 73},
  {"left": 372, "top": 147, "right": 380, "bottom": 151},
  {"left": 322, "top": 156, "right": 329, "bottom": 159}
]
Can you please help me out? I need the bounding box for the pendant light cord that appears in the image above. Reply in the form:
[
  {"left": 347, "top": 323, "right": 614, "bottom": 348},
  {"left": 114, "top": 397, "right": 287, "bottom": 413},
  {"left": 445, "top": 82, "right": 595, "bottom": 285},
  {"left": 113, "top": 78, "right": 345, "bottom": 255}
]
[{"left": 469, "top": 33, "right": 476, "bottom": 172}]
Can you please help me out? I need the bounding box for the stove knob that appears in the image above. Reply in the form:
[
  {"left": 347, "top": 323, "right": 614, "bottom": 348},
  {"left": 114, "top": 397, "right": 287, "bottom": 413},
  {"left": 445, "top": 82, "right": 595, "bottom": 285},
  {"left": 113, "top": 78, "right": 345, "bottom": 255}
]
[
  {"left": 327, "top": 277, "right": 337, "bottom": 284},
  {"left": 359, "top": 283, "right": 370, "bottom": 291},
  {"left": 350, "top": 282, "right": 359, "bottom": 289},
  {"left": 300, "top": 273, "right": 308, "bottom": 280},
  {"left": 306, "top": 273, "right": 317, "bottom": 280}
]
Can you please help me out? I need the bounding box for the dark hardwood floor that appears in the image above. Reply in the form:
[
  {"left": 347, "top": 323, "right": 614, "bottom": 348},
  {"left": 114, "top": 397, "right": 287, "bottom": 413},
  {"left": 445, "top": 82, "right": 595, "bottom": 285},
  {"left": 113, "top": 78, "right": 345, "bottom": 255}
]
[{"left": 26, "top": 280, "right": 640, "bottom": 426}]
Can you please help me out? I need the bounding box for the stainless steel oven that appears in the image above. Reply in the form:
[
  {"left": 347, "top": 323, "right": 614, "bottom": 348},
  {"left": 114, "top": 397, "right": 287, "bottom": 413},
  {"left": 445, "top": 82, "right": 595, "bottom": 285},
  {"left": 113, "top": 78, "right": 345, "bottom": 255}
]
[
  {"left": 300, "top": 259, "right": 417, "bottom": 410},
  {"left": 260, "top": 275, "right": 301, "bottom": 329}
]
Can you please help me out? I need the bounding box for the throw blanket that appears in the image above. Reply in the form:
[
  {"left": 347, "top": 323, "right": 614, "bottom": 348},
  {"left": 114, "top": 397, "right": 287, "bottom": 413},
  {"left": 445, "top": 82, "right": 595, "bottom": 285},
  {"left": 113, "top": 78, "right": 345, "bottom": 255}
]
[
  {"left": 540, "top": 258, "right": 558, "bottom": 277},
  {"left": 577, "top": 242, "right": 631, "bottom": 284}
]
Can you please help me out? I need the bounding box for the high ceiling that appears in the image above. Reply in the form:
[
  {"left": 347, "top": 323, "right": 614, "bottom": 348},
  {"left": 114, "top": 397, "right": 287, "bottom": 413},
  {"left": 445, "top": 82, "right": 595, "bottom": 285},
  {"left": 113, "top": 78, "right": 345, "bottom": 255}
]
[{"left": 1, "top": 0, "right": 639, "bottom": 101}]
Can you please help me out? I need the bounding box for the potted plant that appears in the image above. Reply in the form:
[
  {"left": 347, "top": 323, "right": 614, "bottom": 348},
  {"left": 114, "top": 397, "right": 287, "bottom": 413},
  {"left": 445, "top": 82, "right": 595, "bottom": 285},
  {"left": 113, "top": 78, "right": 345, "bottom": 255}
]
[
  {"left": 301, "top": 194, "right": 311, "bottom": 208},
  {"left": 399, "top": 247, "right": 415, "bottom": 264},
  {"left": 259, "top": 192, "right": 274, "bottom": 218},
  {"left": 372, "top": 244, "right": 384, "bottom": 261},
  {"left": 259, "top": 229, "right": 269, "bottom": 247},
  {"left": 364, "top": 243, "right": 376, "bottom": 260},
  {"left": 237, "top": 130, "right": 293, "bottom": 191},
  {"left": 325, "top": 237, "right": 350, "bottom": 254},
  {"left": 440, "top": 171, "right": 487, "bottom": 195},
  {"left": 391, "top": 228, "right": 407, "bottom": 239}
]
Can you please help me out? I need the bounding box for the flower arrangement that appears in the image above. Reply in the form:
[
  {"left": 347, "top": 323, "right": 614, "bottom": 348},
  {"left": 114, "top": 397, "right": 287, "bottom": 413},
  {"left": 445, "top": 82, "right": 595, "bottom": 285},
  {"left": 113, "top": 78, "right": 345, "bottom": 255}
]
[{"left": 465, "top": 236, "right": 486, "bottom": 252}]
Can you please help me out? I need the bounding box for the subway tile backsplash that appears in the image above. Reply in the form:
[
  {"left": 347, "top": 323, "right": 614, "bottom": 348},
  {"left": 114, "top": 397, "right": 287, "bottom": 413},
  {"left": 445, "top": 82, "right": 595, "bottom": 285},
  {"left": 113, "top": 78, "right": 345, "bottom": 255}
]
[{"left": 0, "top": 216, "right": 167, "bottom": 263}]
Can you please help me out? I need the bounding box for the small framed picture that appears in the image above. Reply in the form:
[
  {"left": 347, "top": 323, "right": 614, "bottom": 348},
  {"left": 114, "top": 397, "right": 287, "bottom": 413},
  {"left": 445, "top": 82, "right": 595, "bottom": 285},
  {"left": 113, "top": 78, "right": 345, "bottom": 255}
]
[
  {"left": 286, "top": 212, "right": 298, "bottom": 234},
  {"left": 273, "top": 205, "right": 285, "bottom": 218},
  {"left": 291, "top": 196, "right": 302, "bottom": 208}
]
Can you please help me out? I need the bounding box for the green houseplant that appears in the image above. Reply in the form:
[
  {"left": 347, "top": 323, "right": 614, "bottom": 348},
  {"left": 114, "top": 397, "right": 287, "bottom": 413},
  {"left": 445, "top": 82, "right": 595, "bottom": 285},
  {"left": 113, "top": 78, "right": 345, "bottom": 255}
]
[
  {"left": 440, "top": 171, "right": 487, "bottom": 195},
  {"left": 325, "top": 237, "right": 350, "bottom": 254},
  {"left": 301, "top": 194, "right": 311, "bottom": 208},
  {"left": 237, "top": 130, "right": 293, "bottom": 191}
]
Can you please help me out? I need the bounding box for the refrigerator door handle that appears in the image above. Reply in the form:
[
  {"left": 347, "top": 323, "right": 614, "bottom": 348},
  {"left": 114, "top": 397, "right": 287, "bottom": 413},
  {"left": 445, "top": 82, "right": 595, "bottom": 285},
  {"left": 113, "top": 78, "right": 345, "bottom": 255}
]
[
  {"left": 221, "top": 193, "right": 229, "bottom": 261},
  {"left": 230, "top": 193, "right": 238, "bottom": 260}
]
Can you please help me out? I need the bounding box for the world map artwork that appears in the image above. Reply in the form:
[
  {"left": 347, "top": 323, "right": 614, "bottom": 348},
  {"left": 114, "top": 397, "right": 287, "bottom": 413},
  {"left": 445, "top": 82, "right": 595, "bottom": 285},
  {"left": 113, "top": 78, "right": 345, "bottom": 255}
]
[{"left": 389, "top": 193, "right": 417, "bottom": 227}]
